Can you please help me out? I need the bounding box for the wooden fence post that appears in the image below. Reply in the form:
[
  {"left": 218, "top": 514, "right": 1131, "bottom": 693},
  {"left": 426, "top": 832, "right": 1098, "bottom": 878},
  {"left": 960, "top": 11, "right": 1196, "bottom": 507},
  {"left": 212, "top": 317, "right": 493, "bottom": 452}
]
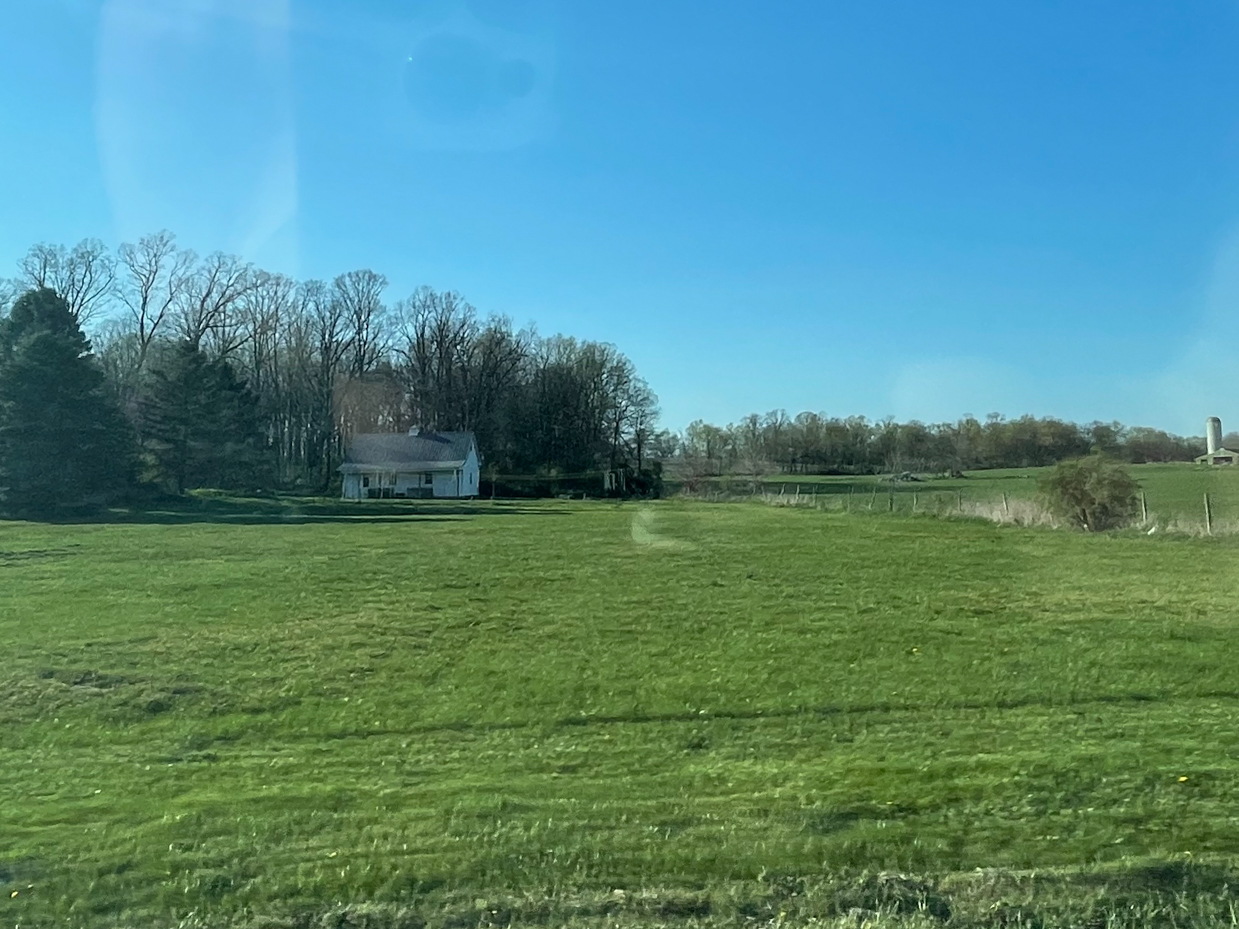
[
  {"left": 957, "top": 490, "right": 963, "bottom": 512},
  {"left": 1002, "top": 492, "right": 1010, "bottom": 516},
  {"left": 912, "top": 492, "right": 918, "bottom": 513},
  {"left": 1140, "top": 491, "right": 1148, "bottom": 524},
  {"left": 869, "top": 486, "right": 878, "bottom": 510},
  {"left": 888, "top": 492, "right": 894, "bottom": 513},
  {"left": 1205, "top": 492, "right": 1213, "bottom": 535}
]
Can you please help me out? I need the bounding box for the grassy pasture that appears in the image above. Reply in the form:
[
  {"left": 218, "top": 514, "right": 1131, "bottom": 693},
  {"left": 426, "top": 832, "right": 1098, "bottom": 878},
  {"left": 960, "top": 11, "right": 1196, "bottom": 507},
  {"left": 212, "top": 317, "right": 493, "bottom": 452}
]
[
  {"left": 737, "top": 463, "right": 1239, "bottom": 526},
  {"left": 5, "top": 495, "right": 1239, "bottom": 926}
]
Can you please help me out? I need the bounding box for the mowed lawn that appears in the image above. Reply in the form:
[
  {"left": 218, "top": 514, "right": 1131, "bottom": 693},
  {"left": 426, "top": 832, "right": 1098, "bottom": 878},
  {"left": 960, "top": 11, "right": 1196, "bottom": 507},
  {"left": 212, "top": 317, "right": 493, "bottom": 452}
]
[{"left": 5, "top": 498, "right": 1239, "bottom": 925}]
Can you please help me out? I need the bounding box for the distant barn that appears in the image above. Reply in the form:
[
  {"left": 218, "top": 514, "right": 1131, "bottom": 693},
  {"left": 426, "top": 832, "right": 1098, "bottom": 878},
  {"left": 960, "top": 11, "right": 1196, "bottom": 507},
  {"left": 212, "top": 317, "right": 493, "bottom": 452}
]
[
  {"left": 340, "top": 430, "right": 480, "bottom": 499},
  {"left": 1195, "top": 416, "right": 1239, "bottom": 466}
]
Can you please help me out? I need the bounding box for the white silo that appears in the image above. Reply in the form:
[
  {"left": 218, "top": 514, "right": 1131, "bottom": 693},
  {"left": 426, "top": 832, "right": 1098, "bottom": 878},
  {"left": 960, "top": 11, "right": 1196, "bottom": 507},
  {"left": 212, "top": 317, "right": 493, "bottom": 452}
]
[{"left": 1208, "top": 417, "right": 1223, "bottom": 455}]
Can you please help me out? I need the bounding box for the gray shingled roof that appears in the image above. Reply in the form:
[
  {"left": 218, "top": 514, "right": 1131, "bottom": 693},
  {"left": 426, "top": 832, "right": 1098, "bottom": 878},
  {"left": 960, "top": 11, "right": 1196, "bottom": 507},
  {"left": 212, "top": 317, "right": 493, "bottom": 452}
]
[{"left": 341, "top": 431, "right": 477, "bottom": 471}]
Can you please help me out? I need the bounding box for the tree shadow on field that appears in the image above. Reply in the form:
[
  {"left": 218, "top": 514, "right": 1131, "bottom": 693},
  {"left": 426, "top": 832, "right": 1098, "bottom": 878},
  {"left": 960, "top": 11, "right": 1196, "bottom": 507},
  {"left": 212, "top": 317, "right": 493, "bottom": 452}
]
[
  {"left": 0, "top": 548, "right": 75, "bottom": 565},
  {"left": 17, "top": 494, "right": 573, "bottom": 527}
]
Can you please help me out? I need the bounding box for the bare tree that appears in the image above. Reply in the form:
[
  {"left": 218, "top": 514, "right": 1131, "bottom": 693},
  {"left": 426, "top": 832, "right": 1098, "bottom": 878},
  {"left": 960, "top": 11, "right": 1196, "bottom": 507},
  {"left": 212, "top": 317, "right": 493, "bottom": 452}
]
[
  {"left": 17, "top": 247, "right": 52, "bottom": 288},
  {"left": 19, "top": 239, "right": 117, "bottom": 325},
  {"left": 0, "top": 278, "right": 20, "bottom": 319},
  {"left": 117, "top": 231, "right": 195, "bottom": 373},
  {"left": 683, "top": 420, "right": 733, "bottom": 475},
  {"left": 93, "top": 319, "right": 146, "bottom": 420},
  {"left": 306, "top": 279, "right": 352, "bottom": 384},
  {"left": 624, "top": 376, "right": 659, "bottom": 472},
  {"left": 603, "top": 355, "right": 637, "bottom": 471},
  {"left": 8, "top": 227, "right": 674, "bottom": 493},
  {"left": 596, "top": 355, "right": 659, "bottom": 473},
  {"left": 394, "top": 288, "right": 477, "bottom": 428},
  {"left": 306, "top": 279, "right": 353, "bottom": 487},
  {"left": 332, "top": 270, "right": 389, "bottom": 377},
  {"left": 239, "top": 271, "right": 295, "bottom": 390},
  {"left": 464, "top": 314, "right": 528, "bottom": 441},
  {"left": 177, "top": 252, "right": 257, "bottom": 355},
  {"left": 236, "top": 272, "right": 296, "bottom": 469}
]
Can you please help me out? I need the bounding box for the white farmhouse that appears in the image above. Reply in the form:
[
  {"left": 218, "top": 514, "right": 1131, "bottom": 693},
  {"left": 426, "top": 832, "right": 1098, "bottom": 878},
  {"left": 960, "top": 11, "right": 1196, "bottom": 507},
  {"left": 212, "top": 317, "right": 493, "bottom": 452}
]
[{"left": 340, "top": 430, "right": 480, "bottom": 500}]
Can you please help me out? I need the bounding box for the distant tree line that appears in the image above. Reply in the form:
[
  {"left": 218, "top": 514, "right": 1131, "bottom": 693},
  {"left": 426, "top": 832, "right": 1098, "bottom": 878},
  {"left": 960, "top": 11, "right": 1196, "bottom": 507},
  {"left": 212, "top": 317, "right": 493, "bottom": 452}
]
[
  {"left": 673, "top": 411, "right": 1206, "bottom": 478},
  {"left": 0, "top": 234, "right": 662, "bottom": 514}
]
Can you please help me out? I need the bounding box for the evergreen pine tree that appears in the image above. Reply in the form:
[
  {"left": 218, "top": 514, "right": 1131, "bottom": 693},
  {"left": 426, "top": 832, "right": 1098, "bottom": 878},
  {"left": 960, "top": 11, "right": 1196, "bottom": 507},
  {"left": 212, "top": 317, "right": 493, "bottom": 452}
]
[
  {"left": 0, "top": 288, "right": 134, "bottom": 516},
  {"left": 142, "top": 341, "right": 271, "bottom": 493},
  {"left": 141, "top": 340, "right": 212, "bottom": 494},
  {"left": 208, "top": 356, "right": 272, "bottom": 490}
]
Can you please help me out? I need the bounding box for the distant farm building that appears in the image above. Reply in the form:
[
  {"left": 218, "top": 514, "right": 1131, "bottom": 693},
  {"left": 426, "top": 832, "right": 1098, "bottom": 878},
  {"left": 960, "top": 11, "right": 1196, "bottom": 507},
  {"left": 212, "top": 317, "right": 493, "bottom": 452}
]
[
  {"left": 1195, "top": 416, "right": 1239, "bottom": 466},
  {"left": 340, "top": 430, "right": 480, "bottom": 499}
]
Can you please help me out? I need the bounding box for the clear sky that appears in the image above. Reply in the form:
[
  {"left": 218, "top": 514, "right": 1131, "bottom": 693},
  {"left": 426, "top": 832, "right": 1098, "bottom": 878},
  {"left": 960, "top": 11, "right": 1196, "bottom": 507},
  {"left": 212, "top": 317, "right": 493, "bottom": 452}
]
[{"left": 3, "top": 0, "right": 1239, "bottom": 434}]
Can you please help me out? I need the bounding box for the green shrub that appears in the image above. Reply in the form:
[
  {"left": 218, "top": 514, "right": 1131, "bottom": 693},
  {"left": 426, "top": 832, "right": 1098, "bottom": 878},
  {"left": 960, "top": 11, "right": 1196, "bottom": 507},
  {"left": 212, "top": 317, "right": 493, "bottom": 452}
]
[{"left": 1039, "top": 455, "right": 1139, "bottom": 531}]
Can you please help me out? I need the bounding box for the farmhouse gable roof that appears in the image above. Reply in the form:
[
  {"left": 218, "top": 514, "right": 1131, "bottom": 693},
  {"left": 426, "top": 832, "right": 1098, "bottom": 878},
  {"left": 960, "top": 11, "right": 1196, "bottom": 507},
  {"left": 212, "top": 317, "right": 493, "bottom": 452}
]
[{"left": 340, "top": 431, "right": 477, "bottom": 473}]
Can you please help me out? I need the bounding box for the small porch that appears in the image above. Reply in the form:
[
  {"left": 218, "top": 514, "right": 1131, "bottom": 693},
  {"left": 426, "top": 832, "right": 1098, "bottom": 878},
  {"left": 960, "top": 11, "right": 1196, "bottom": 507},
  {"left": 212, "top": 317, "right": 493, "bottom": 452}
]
[{"left": 342, "top": 468, "right": 462, "bottom": 499}]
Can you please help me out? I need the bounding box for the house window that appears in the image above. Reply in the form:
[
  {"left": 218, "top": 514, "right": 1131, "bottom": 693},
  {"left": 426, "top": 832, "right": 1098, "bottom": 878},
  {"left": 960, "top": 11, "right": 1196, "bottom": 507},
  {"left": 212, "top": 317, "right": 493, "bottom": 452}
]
[
  {"left": 425, "top": 472, "right": 434, "bottom": 485},
  {"left": 362, "top": 476, "right": 370, "bottom": 488}
]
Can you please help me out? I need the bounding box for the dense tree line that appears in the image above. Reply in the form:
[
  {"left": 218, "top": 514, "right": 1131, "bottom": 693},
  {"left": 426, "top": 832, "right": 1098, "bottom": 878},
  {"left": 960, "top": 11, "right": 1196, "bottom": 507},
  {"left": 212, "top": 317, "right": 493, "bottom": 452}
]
[
  {"left": 675, "top": 411, "right": 1206, "bottom": 478},
  {"left": 0, "top": 234, "right": 661, "bottom": 512},
  {"left": 0, "top": 235, "right": 1217, "bottom": 515}
]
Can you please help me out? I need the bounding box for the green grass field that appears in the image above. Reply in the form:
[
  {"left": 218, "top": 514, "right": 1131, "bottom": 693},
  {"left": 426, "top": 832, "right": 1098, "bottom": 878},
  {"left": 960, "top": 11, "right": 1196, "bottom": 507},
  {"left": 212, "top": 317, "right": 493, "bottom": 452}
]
[
  {"left": 6, "top": 492, "right": 1239, "bottom": 927},
  {"left": 736, "top": 463, "right": 1239, "bottom": 526}
]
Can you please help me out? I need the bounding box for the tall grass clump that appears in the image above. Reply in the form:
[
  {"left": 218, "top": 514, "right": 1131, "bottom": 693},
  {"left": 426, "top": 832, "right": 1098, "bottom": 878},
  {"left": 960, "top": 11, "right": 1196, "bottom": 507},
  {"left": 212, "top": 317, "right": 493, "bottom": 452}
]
[{"left": 1039, "top": 455, "right": 1139, "bottom": 531}]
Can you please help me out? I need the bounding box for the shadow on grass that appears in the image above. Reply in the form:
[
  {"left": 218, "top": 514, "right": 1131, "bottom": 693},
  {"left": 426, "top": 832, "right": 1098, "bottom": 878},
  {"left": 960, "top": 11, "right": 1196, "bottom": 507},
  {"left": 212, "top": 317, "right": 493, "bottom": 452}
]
[
  {"left": 0, "top": 548, "right": 76, "bottom": 564},
  {"left": 21, "top": 494, "right": 573, "bottom": 527},
  {"left": 285, "top": 688, "right": 1239, "bottom": 745}
]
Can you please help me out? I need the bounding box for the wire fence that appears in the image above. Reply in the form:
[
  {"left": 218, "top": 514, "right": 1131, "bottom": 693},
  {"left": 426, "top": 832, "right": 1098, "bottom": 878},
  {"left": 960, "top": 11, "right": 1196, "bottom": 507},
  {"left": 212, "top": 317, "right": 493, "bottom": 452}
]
[{"left": 678, "top": 480, "right": 1239, "bottom": 536}]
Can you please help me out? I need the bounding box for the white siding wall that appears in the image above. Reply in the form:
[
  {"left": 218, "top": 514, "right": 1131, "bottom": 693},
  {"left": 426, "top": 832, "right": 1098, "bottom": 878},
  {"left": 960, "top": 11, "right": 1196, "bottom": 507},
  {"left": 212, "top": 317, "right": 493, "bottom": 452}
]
[
  {"left": 461, "top": 448, "right": 480, "bottom": 497},
  {"left": 342, "top": 444, "right": 480, "bottom": 499}
]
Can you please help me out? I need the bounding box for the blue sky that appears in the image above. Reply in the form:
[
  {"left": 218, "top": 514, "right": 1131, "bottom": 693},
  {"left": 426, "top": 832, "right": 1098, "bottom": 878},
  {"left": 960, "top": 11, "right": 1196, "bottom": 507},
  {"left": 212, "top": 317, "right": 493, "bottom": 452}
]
[{"left": 3, "top": 1, "right": 1239, "bottom": 434}]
